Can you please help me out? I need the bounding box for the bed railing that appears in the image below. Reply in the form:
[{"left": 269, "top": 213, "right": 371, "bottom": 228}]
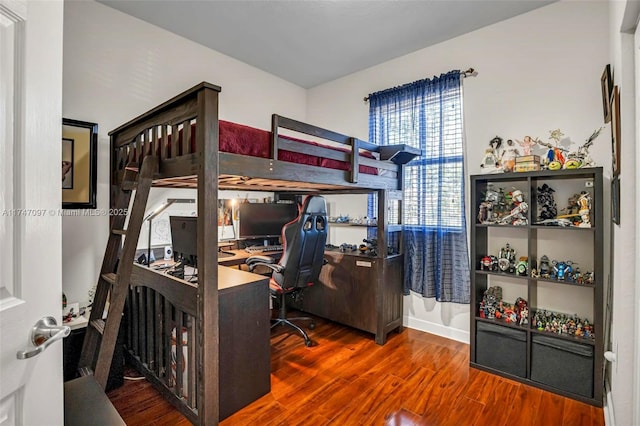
[{"left": 124, "top": 265, "right": 199, "bottom": 424}]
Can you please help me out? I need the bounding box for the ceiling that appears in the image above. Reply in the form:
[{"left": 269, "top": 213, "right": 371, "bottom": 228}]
[{"left": 98, "top": 0, "right": 554, "bottom": 88}]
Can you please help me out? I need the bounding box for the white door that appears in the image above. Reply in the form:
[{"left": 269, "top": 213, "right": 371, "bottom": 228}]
[{"left": 0, "top": 0, "right": 64, "bottom": 425}]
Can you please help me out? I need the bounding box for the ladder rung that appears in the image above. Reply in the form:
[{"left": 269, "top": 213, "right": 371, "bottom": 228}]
[
  {"left": 101, "top": 273, "right": 117, "bottom": 286},
  {"left": 112, "top": 229, "right": 127, "bottom": 236},
  {"left": 90, "top": 319, "right": 105, "bottom": 335}
]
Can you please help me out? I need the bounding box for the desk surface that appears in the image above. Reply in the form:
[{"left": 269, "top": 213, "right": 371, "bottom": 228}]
[{"left": 217, "top": 248, "right": 281, "bottom": 267}]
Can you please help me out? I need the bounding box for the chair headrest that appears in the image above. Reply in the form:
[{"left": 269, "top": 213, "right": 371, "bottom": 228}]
[{"left": 302, "top": 196, "right": 327, "bottom": 215}]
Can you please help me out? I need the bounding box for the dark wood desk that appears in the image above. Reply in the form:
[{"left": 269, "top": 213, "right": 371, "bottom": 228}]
[
  {"left": 129, "top": 263, "right": 270, "bottom": 421},
  {"left": 218, "top": 248, "right": 281, "bottom": 267}
]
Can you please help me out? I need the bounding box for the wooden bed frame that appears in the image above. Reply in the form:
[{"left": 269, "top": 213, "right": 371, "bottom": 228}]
[{"left": 108, "top": 82, "right": 413, "bottom": 425}]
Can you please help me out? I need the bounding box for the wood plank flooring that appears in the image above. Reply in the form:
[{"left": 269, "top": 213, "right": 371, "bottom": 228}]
[{"left": 108, "top": 316, "right": 604, "bottom": 425}]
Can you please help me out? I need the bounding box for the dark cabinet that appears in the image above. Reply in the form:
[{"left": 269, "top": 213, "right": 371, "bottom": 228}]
[{"left": 301, "top": 251, "right": 403, "bottom": 344}]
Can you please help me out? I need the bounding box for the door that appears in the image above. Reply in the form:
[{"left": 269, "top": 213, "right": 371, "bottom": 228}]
[{"left": 0, "top": 0, "right": 64, "bottom": 425}]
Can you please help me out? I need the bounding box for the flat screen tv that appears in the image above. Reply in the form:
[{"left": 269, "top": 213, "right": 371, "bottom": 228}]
[{"left": 238, "top": 203, "right": 298, "bottom": 239}]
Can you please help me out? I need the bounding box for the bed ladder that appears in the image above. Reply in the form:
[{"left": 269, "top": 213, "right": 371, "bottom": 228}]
[{"left": 78, "top": 155, "right": 157, "bottom": 389}]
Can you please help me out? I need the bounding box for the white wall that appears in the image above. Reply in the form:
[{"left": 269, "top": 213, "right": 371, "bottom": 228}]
[
  {"left": 306, "top": 1, "right": 610, "bottom": 342},
  {"left": 606, "top": 1, "right": 639, "bottom": 424},
  {"left": 62, "top": 0, "right": 307, "bottom": 306}
]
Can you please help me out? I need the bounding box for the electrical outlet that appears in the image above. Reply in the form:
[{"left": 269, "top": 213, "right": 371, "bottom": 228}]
[{"left": 585, "top": 180, "right": 594, "bottom": 187}]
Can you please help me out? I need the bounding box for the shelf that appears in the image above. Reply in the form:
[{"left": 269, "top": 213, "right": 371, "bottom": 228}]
[
  {"left": 329, "top": 222, "right": 372, "bottom": 227},
  {"left": 475, "top": 270, "right": 529, "bottom": 281},
  {"left": 530, "top": 328, "right": 596, "bottom": 346},
  {"left": 475, "top": 316, "right": 528, "bottom": 331},
  {"left": 475, "top": 223, "right": 527, "bottom": 229},
  {"left": 533, "top": 276, "right": 596, "bottom": 288},
  {"left": 530, "top": 225, "right": 596, "bottom": 232}
]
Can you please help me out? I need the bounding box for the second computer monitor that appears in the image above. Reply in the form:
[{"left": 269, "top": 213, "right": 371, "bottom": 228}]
[
  {"left": 169, "top": 216, "right": 198, "bottom": 267},
  {"left": 238, "top": 203, "right": 298, "bottom": 240}
]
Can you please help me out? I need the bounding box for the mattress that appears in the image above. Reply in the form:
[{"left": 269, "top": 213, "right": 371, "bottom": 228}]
[{"left": 161, "top": 120, "right": 378, "bottom": 175}]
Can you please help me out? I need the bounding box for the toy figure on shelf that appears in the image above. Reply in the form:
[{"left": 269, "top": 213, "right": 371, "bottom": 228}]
[
  {"left": 498, "top": 243, "right": 516, "bottom": 273},
  {"left": 536, "top": 183, "right": 557, "bottom": 221},
  {"left": 478, "top": 184, "right": 500, "bottom": 223},
  {"left": 538, "top": 255, "right": 551, "bottom": 278},
  {"left": 516, "top": 135, "right": 539, "bottom": 156},
  {"left": 498, "top": 189, "right": 528, "bottom": 226},
  {"left": 552, "top": 260, "right": 573, "bottom": 280},
  {"left": 538, "top": 129, "right": 569, "bottom": 170},
  {"left": 479, "top": 286, "right": 503, "bottom": 319},
  {"left": 480, "top": 255, "right": 498, "bottom": 271},
  {"left": 577, "top": 191, "right": 592, "bottom": 228},
  {"left": 480, "top": 136, "right": 503, "bottom": 174},
  {"left": 516, "top": 257, "right": 528, "bottom": 276},
  {"left": 500, "top": 139, "right": 520, "bottom": 172},
  {"left": 564, "top": 127, "right": 603, "bottom": 169},
  {"left": 515, "top": 297, "right": 529, "bottom": 326}
]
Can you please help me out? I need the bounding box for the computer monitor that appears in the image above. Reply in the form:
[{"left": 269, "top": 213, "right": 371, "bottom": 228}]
[
  {"left": 238, "top": 203, "right": 298, "bottom": 240},
  {"left": 170, "top": 216, "right": 198, "bottom": 267}
]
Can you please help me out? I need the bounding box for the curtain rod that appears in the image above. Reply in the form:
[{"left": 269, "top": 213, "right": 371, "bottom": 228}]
[{"left": 363, "top": 67, "right": 476, "bottom": 102}]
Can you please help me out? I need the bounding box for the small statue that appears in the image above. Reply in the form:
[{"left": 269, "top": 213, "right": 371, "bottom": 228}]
[
  {"left": 498, "top": 243, "right": 516, "bottom": 273},
  {"left": 500, "top": 139, "right": 520, "bottom": 172},
  {"left": 536, "top": 183, "right": 557, "bottom": 221},
  {"left": 516, "top": 136, "right": 539, "bottom": 156},
  {"left": 480, "top": 136, "right": 503, "bottom": 173},
  {"left": 577, "top": 192, "right": 592, "bottom": 228},
  {"left": 499, "top": 189, "right": 528, "bottom": 226}
]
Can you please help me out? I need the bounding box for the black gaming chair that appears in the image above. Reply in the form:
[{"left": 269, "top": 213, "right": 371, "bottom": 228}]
[{"left": 246, "top": 195, "right": 327, "bottom": 346}]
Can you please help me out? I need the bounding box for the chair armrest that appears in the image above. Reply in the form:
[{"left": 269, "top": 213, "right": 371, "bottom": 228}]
[{"left": 246, "top": 255, "right": 283, "bottom": 273}]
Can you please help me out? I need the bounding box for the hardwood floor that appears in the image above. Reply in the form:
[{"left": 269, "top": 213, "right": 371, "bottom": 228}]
[{"left": 108, "top": 317, "right": 604, "bottom": 425}]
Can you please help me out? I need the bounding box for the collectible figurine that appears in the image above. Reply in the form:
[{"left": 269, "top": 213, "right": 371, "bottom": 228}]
[
  {"left": 552, "top": 260, "right": 573, "bottom": 280},
  {"left": 536, "top": 183, "right": 557, "bottom": 221},
  {"left": 538, "top": 129, "right": 569, "bottom": 170},
  {"left": 538, "top": 255, "right": 551, "bottom": 278},
  {"left": 498, "top": 243, "right": 516, "bottom": 273},
  {"left": 480, "top": 136, "right": 503, "bottom": 173},
  {"left": 480, "top": 255, "right": 498, "bottom": 271},
  {"left": 516, "top": 257, "right": 528, "bottom": 276},
  {"left": 516, "top": 135, "right": 539, "bottom": 156},
  {"left": 500, "top": 139, "right": 520, "bottom": 172},
  {"left": 499, "top": 189, "right": 528, "bottom": 226},
  {"left": 478, "top": 184, "right": 500, "bottom": 223},
  {"left": 577, "top": 192, "right": 592, "bottom": 228},
  {"left": 564, "top": 127, "right": 603, "bottom": 169}
]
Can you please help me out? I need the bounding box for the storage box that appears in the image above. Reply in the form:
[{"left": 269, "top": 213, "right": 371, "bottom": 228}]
[
  {"left": 515, "top": 162, "right": 541, "bottom": 172},
  {"left": 516, "top": 155, "right": 540, "bottom": 164},
  {"left": 476, "top": 321, "right": 527, "bottom": 377},
  {"left": 531, "top": 334, "right": 594, "bottom": 398}
]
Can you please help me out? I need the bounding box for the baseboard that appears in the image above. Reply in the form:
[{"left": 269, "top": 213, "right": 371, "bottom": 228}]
[
  {"left": 604, "top": 380, "right": 615, "bottom": 426},
  {"left": 404, "top": 315, "right": 470, "bottom": 344}
]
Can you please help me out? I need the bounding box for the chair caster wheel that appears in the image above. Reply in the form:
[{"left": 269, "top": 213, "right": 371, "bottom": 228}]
[
  {"left": 304, "top": 339, "right": 313, "bottom": 347},
  {"left": 308, "top": 322, "right": 315, "bottom": 330}
]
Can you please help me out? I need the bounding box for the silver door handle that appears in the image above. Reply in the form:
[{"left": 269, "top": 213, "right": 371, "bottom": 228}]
[{"left": 16, "top": 316, "right": 71, "bottom": 360}]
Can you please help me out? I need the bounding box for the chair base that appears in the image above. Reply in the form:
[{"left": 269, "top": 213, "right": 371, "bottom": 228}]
[
  {"left": 271, "top": 291, "right": 315, "bottom": 346},
  {"left": 271, "top": 317, "right": 314, "bottom": 346}
]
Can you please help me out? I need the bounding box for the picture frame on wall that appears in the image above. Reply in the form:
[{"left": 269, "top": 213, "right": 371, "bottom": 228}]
[
  {"left": 611, "top": 176, "right": 620, "bottom": 225},
  {"left": 611, "top": 85, "right": 621, "bottom": 176},
  {"left": 62, "top": 118, "right": 98, "bottom": 209},
  {"left": 600, "top": 64, "right": 613, "bottom": 123}
]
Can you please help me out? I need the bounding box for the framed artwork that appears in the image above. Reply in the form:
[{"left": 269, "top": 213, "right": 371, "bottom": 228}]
[
  {"left": 611, "top": 86, "right": 621, "bottom": 176},
  {"left": 62, "top": 118, "right": 98, "bottom": 209},
  {"left": 600, "top": 64, "right": 613, "bottom": 123},
  {"left": 611, "top": 176, "right": 620, "bottom": 225}
]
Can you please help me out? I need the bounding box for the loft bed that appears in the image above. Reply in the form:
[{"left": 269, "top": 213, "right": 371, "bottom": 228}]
[{"left": 108, "top": 82, "right": 417, "bottom": 425}]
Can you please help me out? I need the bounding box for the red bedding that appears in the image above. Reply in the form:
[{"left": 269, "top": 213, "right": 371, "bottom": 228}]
[{"left": 159, "top": 120, "right": 377, "bottom": 175}]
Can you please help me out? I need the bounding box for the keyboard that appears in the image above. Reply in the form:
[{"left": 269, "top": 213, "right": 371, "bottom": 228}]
[{"left": 245, "top": 244, "right": 283, "bottom": 254}]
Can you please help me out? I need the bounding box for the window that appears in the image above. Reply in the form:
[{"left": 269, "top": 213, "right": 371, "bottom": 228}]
[{"left": 368, "top": 70, "right": 469, "bottom": 303}]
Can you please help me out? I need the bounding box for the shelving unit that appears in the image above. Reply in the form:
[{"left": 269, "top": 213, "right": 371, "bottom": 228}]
[{"left": 470, "top": 168, "right": 604, "bottom": 406}]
